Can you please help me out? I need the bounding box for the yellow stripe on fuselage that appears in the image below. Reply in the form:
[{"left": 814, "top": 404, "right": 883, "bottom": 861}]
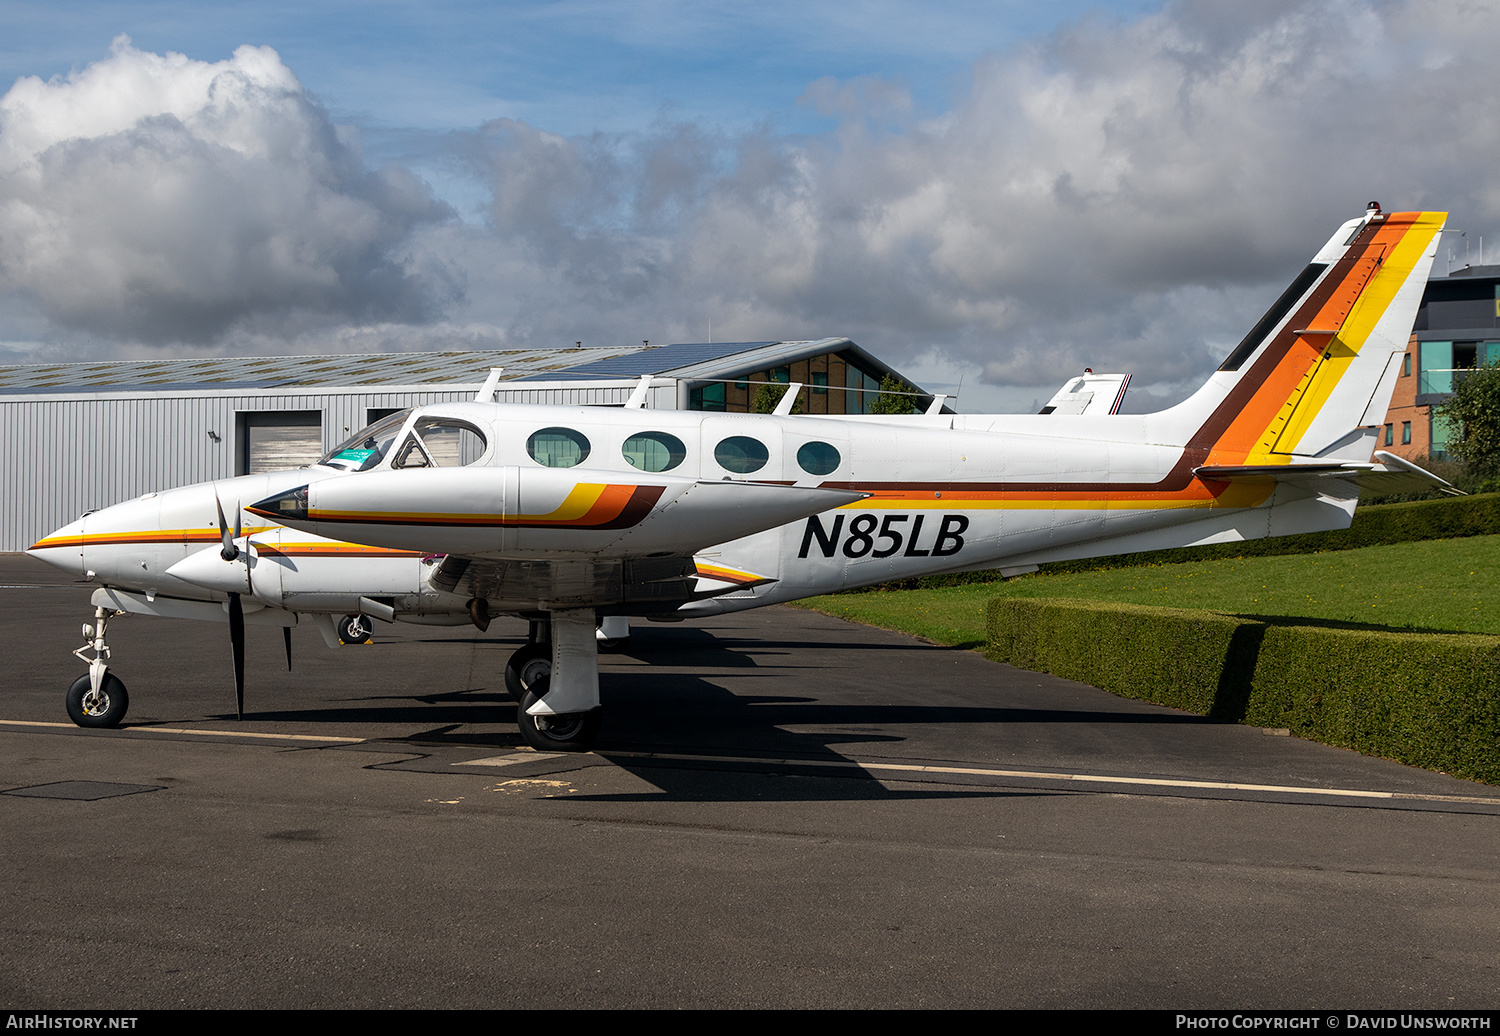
[{"left": 28, "top": 526, "right": 279, "bottom": 551}]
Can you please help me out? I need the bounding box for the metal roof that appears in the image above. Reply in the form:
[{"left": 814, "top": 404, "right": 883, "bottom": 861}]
[
  {"left": 0, "top": 338, "right": 924, "bottom": 398},
  {"left": 522, "top": 341, "right": 778, "bottom": 380},
  {"left": 0, "top": 347, "right": 639, "bottom": 395}
]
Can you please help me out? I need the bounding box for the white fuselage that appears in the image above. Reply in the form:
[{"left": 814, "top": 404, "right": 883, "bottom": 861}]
[{"left": 27, "top": 392, "right": 1327, "bottom": 626}]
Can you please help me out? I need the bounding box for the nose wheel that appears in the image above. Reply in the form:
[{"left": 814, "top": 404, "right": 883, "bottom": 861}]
[
  {"left": 337, "top": 614, "right": 373, "bottom": 645},
  {"left": 66, "top": 672, "right": 129, "bottom": 728},
  {"left": 66, "top": 606, "right": 128, "bottom": 728}
]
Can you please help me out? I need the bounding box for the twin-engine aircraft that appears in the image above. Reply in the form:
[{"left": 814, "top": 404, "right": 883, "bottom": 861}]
[{"left": 28, "top": 205, "right": 1457, "bottom": 751}]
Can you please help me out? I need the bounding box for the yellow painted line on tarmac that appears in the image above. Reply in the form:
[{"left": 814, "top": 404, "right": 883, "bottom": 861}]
[
  {"left": 0, "top": 718, "right": 365, "bottom": 743},
  {"left": 601, "top": 749, "right": 1500, "bottom": 807}
]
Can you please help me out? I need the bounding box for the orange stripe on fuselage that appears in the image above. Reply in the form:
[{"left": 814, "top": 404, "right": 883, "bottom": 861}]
[
  {"left": 694, "top": 562, "right": 768, "bottom": 585},
  {"left": 257, "top": 543, "right": 426, "bottom": 559},
  {"left": 28, "top": 528, "right": 274, "bottom": 551}
]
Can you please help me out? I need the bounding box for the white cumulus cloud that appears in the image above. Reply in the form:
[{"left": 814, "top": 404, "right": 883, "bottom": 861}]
[
  {"left": 6, "top": 3, "right": 1500, "bottom": 413},
  {"left": 0, "top": 37, "right": 453, "bottom": 345}
]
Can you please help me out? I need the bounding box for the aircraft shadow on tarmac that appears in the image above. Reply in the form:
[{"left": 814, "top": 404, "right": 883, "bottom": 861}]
[{"left": 185, "top": 622, "right": 1223, "bottom": 804}]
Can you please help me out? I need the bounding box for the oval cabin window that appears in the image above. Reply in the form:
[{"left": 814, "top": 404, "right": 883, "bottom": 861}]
[
  {"left": 796, "top": 441, "right": 841, "bottom": 476},
  {"left": 622, "top": 431, "right": 687, "bottom": 472},
  {"left": 527, "top": 427, "right": 591, "bottom": 468},
  {"left": 714, "top": 436, "right": 769, "bottom": 474}
]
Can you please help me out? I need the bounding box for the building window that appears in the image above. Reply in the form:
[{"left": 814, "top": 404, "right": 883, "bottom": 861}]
[
  {"left": 1419, "top": 341, "right": 1453, "bottom": 395},
  {"left": 812, "top": 372, "right": 828, "bottom": 395},
  {"left": 690, "top": 382, "right": 727, "bottom": 411},
  {"left": 1384, "top": 424, "right": 1393, "bottom": 446},
  {"left": 1402, "top": 353, "right": 1411, "bottom": 377},
  {"left": 1401, "top": 421, "right": 1411, "bottom": 445}
]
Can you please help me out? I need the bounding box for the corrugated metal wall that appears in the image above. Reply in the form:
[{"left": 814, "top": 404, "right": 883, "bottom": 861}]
[{"left": 3, "top": 379, "right": 676, "bottom": 551}]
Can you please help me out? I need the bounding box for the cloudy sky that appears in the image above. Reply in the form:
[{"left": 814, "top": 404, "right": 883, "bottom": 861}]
[{"left": 0, "top": 0, "right": 1496, "bottom": 411}]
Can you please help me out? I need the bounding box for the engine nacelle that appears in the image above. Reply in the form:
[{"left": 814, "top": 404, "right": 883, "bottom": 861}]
[{"left": 249, "top": 466, "right": 866, "bottom": 559}]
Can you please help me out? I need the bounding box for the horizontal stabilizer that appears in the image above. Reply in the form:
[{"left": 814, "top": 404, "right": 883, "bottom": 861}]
[
  {"left": 1194, "top": 451, "right": 1462, "bottom": 497},
  {"left": 1039, "top": 372, "right": 1131, "bottom": 415}
]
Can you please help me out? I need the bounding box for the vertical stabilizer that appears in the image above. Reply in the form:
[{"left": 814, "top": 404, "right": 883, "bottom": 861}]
[{"left": 1166, "top": 207, "right": 1446, "bottom": 467}]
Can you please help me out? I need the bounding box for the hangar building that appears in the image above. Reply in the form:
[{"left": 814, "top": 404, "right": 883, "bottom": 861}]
[{"left": 0, "top": 338, "right": 933, "bottom": 552}]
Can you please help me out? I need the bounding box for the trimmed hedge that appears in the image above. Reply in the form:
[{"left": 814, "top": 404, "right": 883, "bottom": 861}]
[{"left": 987, "top": 597, "right": 1500, "bottom": 783}]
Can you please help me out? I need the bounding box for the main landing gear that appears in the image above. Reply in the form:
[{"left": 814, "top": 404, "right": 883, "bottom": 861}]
[
  {"left": 505, "top": 608, "right": 604, "bottom": 752},
  {"left": 66, "top": 606, "right": 128, "bottom": 728}
]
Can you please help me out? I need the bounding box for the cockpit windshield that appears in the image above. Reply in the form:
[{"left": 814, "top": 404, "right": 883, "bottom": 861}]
[{"left": 318, "top": 410, "right": 412, "bottom": 471}]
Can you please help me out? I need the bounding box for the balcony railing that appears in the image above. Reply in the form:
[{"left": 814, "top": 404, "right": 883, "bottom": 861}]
[{"left": 1418, "top": 368, "right": 1474, "bottom": 395}]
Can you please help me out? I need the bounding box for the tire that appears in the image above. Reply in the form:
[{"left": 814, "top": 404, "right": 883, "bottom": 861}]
[
  {"left": 66, "top": 672, "right": 128, "bottom": 729},
  {"left": 597, "top": 635, "right": 631, "bottom": 653},
  {"left": 338, "top": 614, "right": 372, "bottom": 645},
  {"left": 516, "top": 677, "right": 601, "bottom": 752},
  {"left": 503, "top": 642, "right": 551, "bottom": 701}
]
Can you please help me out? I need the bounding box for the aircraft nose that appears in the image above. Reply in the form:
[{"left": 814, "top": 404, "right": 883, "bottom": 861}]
[{"left": 26, "top": 514, "right": 89, "bottom": 578}]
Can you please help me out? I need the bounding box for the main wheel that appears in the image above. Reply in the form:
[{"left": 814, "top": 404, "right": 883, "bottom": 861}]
[
  {"left": 338, "top": 614, "right": 372, "bottom": 645},
  {"left": 516, "top": 678, "right": 601, "bottom": 752},
  {"left": 66, "top": 672, "right": 129, "bottom": 729},
  {"left": 503, "top": 642, "right": 551, "bottom": 701}
]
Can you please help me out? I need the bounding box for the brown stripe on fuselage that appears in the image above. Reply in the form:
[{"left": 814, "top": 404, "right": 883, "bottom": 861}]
[{"left": 581, "top": 484, "right": 667, "bottom": 530}]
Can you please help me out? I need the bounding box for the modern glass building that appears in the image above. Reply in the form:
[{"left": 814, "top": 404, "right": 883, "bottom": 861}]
[{"left": 1381, "top": 265, "right": 1500, "bottom": 460}]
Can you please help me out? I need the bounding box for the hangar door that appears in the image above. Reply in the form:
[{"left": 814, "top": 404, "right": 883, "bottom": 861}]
[{"left": 236, "top": 410, "right": 324, "bottom": 475}]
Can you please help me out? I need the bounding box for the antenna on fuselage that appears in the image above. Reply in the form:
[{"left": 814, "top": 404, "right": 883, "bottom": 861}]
[
  {"left": 624, "top": 374, "right": 653, "bottom": 410},
  {"left": 476, "top": 367, "right": 504, "bottom": 403},
  {"left": 772, "top": 383, "right": 803, "bottom": 416}
]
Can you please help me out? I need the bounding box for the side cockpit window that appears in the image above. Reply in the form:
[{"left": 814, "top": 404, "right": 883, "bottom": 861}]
[
  {"left": 319, "top": 409, "right": 412, "bottom": 472},
  {"left": 414, "top": 417, "right": 488, "bottom": 466}
]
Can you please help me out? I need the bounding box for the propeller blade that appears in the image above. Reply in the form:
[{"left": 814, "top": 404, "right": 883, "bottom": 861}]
[
  {"left": 215, "top": 494, "right": 238, "bottom": 562},
  {"left": 228, "top": 591, "right": 245, "bottom": 720},
  {"left": 283, "top": 626, "right": 292, "bottom": 671}
]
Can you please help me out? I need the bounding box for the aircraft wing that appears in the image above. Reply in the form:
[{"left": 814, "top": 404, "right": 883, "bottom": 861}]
[
  {"left": 426, "top": 553, "right": 777, "bottom": 611},
  {"left": 1194, "top": 451, "right": 1462, "bottom": 497}
]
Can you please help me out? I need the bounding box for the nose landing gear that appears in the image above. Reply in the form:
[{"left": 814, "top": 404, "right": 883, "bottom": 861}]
[{"left": 67, "top": 606, "right": 128, "bottom": 728}]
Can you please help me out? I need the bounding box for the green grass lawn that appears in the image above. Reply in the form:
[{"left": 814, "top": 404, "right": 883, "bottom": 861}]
[{"left": 793, "top": 534, "right": 1500, "bottom": 649}]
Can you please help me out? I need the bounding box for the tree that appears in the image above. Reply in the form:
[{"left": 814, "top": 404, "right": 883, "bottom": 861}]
[
  {"left": 869, "top": 375, "right": 921, "bottom": 415},
  {"left": 1435, "top": 361, "right": 1500, "bottom": 475}
]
